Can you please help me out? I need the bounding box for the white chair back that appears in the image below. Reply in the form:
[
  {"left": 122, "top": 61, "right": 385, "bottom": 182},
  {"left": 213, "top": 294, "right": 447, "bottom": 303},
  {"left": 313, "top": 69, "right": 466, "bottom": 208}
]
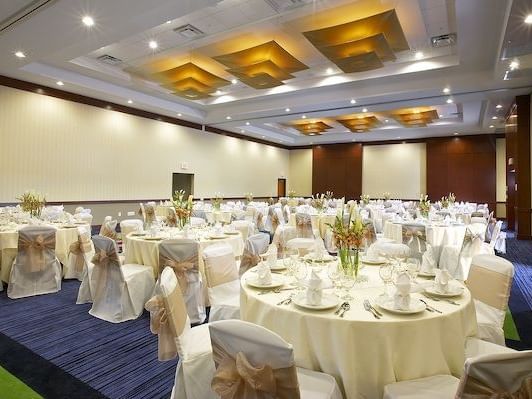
[
  {"left": 64, "top": 226, "right": 93, "bottom": 280},
  {"left": 489, "top": 220, "right": 503, "bottom": 249},
  {"left": 203, "top": 244, "right": 239, "bottom": 289},
  {"left": 239, "top": 233, "right": 269, "bottom": 276},
  {"left": 100, "top": 217, "right": 118, "bottom": 240},
  {"left": 295, "top": 213, "right": 313, "bottom": 238},
  {"left": 231, "top": 220, "right": 253, "bottom": 241}
]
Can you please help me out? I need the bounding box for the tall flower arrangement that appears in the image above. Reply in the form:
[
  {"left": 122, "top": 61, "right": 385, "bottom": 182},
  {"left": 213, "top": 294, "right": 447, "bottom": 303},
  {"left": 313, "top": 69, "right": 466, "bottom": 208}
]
[
  {"left": 171, "top": 190, "right": 193, "bottom": 229},
  {"left": 244, "top": 192, "right": 253, "bottom": 204},
  {"left": 360, "top": 194, "right": 370, "bottom": 206},
  {"left": 448, "top": 192, "right": 456, "bottom": 205},
  {"left": 440, "top": 195, "right": 450, "bottom": 209},
  {"left": 17, "top": 191, "right": 46, "bottom": 217},
  {"left": 212, "top": 192, "right": 223, "bottom": 211},
  {"left": 311, "top": 193, "right": 326, "bottom": 213},
  {"left": 327, "top": 207, "right": 368, "bottom": 278},
  {"left": 325, "top": 191, "right": 334, "bottom": 201},
  {"left": 419, "top": 194, "right": 431, "bottom": 217},
  {"left": 383, "top": 192, "right": 391, "bottom": 201}
]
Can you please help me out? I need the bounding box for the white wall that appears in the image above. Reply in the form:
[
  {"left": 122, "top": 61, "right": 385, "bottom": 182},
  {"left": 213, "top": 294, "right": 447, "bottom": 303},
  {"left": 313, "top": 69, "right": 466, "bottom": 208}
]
[
  {"left": 496, "top": 138, "right": 506, "bottom": 218},
  {"left": 0, "top": 85, "right": 289, "bottom": 202},
  {"left": 288, "top": 149, "right": 312, "bottom": 196},
  {"left": 362, "top": 143, "right": 426, "bottom": 199}
]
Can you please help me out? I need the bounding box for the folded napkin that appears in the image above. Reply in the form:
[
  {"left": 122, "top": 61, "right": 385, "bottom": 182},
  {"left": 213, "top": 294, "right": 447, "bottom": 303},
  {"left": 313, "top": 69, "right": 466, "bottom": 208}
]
[
  {"left": 265, "top": 244, "right": 278, "bottom": 268},
  {"left": 434, "top": 269, "right": 452, "bottom": 293},
  {"left": 394, "top": 272, "right": 411, "bottom": 310},
  {"left": 214, "top": 223, "right": 223, "bottom": 236},
  {"left": 306, "top": 270, "right": 323, "bottom": 305},
  {"left": 257, "top": 261, "right": 272, "bottom": 285},
  {"left": 421, "top": 244, "right": 436, "bottom": 274}
]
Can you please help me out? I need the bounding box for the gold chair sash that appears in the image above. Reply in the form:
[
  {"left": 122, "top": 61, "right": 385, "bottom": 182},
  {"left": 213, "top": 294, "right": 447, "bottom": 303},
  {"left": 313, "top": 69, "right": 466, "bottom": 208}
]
[
  {"left": 295, "top": 215, "right": 313, "bottom": 239},
  {"left": 239, "top": 248, "right": 260, "bottom": 276},
  {"left": 69, "top": 237, "right": 92, "bottom": 272},
  {"left": 166, "top": 211, "right": 177, "bottom": 227},
  {"left": 211, "top": 342, "right": 300, "bottom": 399},
  {"left": 271, "top": 213, "right": 279, "bottom": 234},
  {"left": 100, "top": 224, "right": 117, "bottom": 241},
  {"left": 460, "top": 228, "right": 483, "bottom": 258},
  {"left": 144, "top": 205, "right": 155, "bottom": 225},
  {"left": 145, "top": 292, "right": 185, "bottom": 361},
  {"left": 91, "top": 248, "right": 119, "bottom": 268},
  {"left": 159, "top": 254, "right": 196, "bottom": 294},
  {"left": 462, "top": 376, "right": 532, "bottom": 399},
  {"left": 256, "top": 213, "right": 265, "bottom": 231},
  {"left": 402, "top": 226, "right": 427, "bottom": 254},
  {"left": 18, "top": 233, "right": 55, "bottom": 272},
  {"left": 466, "top": 264, "right": 512, "bottom": 310}
]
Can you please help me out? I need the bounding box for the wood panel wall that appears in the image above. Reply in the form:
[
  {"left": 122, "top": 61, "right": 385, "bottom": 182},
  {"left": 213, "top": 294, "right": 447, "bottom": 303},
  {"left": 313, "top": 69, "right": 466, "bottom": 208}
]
[
  {"left": 312, "top": 143, "right": 362, "bottom": 199},
  {"left": 426, "top": 135, "right": 497, "bottom": 211}
]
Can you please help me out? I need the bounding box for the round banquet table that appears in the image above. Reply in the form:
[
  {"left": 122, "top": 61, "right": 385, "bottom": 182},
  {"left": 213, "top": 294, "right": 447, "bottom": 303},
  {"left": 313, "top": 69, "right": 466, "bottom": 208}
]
[
  {"left": 0, "top": 223, "right": 88, "bottom": 282},
  {"left": 240, "top": 266, "right": 477, "bottom": 399},
  {"left": 383, "top": 221, "right": 467, "bottom": 262},
  {"left": 204, "top": 210, "right": 233, "bottom": 224},
  {"left": 124, "top": 230, "right": 244, "bottom": 276}
]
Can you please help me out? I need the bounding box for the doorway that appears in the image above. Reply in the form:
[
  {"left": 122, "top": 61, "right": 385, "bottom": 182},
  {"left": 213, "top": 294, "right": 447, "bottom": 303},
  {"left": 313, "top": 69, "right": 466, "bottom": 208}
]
[
  {"left": 277, "top": 178, "right": 286, "bottom": 198},
  {"left": 172, "top": 173, "right": 194, "bottom": 198}
]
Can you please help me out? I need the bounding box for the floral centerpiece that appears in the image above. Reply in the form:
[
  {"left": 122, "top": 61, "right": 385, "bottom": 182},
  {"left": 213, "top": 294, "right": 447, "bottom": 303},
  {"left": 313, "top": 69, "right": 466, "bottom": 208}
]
[
  {"left": 440, "top": 195, "right": 450, "bottom": 209},
  {"left": 327, "top": 208, "right": 368, "bottom": 279},
  {"left": 383, "top": 192, "right": 391, "bottom": 201},
  {"left": 287, "top": 190, "right": 297, "bottom": 206},
  {"left": 419, "top": 194, "right": 431, "bottom": 218},
  {"left": 288, "top": 190, "right": 296, "bottom": 199},
  {"left": 171, "top": 190, "right": 193, "bottom": 229},
  {"left": 325, "top": 191, "right": 334, "bottom": 201},
  {"left": 17, "top": 191, "right": 46, "bottom": 217},
  {"left": 360, "top": 194, "right": 370, "bottom": 206},
  {"left": 244, "top": 192, "right": 253, "bottom": 204},
  {"left": 212, "top": 192, "right": 223, "bottom": 211},
  {"left": 311, "top": 193, "right": 326, "bottom": 213},
  {"left": 448, "top": 192, "right": 456, "bottom": 205}
]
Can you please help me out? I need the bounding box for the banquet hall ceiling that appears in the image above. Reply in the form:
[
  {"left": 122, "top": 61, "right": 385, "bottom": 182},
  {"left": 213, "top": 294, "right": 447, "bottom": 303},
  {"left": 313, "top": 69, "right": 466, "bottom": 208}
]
[{"left": 0, "top": 0, "right": 531, "bottom": 146}]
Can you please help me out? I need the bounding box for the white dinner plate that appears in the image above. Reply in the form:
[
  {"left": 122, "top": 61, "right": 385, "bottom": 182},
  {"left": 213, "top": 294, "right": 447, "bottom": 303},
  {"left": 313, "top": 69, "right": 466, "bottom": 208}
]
[
  {"left": 270, "top": 260, "right": 287, "bottom": 271},
  {"left": 144, "top": 236, "right": 164, "bottom": 241},
  {"left": 303, "top": 254, "right": 336, "bottom": 263},
  {"left": 361, "top": 256, "right": 387, "bottom": 265},
  {"left": 375, "top": 296, "right": 426, "bottom": 314},
  {"left": 223, "top": 231, "right": 240, "bottom": 235},
  {"left": 292, "top": 293, "right": 340, "bottom": 311},
  {"left": 246, "top": 274, "right": 285, "bottom": 289},
  {"left": 424, "top": 283, "right": 464, "bottom": 298},
  {"left": 208, "top": 235, "right": 226, "bottom": 240},
  {"left": 418, "top": 270, "right": 436, "bottom": 278}
]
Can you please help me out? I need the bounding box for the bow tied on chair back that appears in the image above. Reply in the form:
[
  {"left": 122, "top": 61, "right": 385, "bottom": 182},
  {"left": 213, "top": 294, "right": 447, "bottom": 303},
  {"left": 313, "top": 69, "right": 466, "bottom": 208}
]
[
  {"left": 401, "top": 225, "right": 427, "bottom": 255},
  {"left": 295, "top": 214, "right": 313, "bottom": 238},
  {"left": 91, "top": 247, "right": 119, "bottom": 268},
  {"left": 166, "top": 210, "right": 177, "bottom": 227},
  {"left": 144, "top": 204, "right": 156, "bottom": 225},
  {"left": 100, "top": 222, "right": 117, "bottom": 241},
  {"left": 69, "top": 235, "right": 92, "bottom": 272},
  {"left": 460, "top": 228, "right": 483, "bottom": 258},
  {"left": 462, "top": 375, "right": 532, "bottom": 398},
  {"left": 256, "top": 213, "right": 265, "bottom": 231},
  {"left": 159, "top": 254, "right": 196, "bottom": 294},
  {"left": 211, "top": 343, "right": 300, "bottom": 399},
  {"left": 270, "top": 210, "right": 280, "bottom": 234},
  {"left": 145, "top": 288, "right": 187, "bottom": 361},
  {"left": 239, "top": 248, "right": 261, "bottom": 276},
  {"left": 18, "top": 230, "right": 55, "bottom": 273}
]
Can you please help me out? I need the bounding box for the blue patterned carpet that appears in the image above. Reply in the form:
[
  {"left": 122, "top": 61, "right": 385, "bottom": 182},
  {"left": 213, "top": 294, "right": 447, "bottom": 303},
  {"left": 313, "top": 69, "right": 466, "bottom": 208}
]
[
  {"left": 0, "top": 236, "right": 530, "bottom": 398},
  {"left": 0, "top": 281, "right": 176, "bottom": 399}
]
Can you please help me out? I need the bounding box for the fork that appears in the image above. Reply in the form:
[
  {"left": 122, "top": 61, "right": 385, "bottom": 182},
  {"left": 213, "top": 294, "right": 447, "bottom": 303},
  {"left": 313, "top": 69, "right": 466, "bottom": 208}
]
[
  {"left": 276, "top": 297, "right": 292, "bottom": 306},
  {"left": 339, "top": 303, "right": 351, "bottom": 318},
  {"left": 363, "top": 299, "right": 382, "bottom": 319},
  {"left": 419, "top": 299, "right": 442, "bottom": 314},
  {"left": 334, "top": 302, "right": 349, "bottom": 315},
  {"left": 422, "top": 293, "right": 459, "bottom": 305}
]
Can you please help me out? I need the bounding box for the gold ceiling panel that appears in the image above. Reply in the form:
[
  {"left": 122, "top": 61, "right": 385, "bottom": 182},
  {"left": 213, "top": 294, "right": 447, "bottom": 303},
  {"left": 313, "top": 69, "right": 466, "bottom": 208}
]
[
  {"left": 214, "top": 40, "right": 308, "bottom": 89},
  {"left": 154, "top": 62, "right": 229, "bottom": 88},
  {"left": 303, "top": 9, "right": 409, "bottom": 74},
  {"left": 392, "top": 109, "right": 439, "bottom": 127},
  {"left": 288, "top": 120, "right": 333, "bottom": 136},
  {"left": 337, "top": 115, "right": 380, "bottom": 132}
]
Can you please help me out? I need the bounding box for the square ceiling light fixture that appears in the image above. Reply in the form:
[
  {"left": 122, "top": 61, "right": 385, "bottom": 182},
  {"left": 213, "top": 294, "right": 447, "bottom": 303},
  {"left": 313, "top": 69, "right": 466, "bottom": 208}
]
[
  {"left": 288, "top": 119, "right": 333, "bottom": 135},
  {"left": 213, "top": 40, "right": 308, "bottom": 89},
  {"left": 336, "top": 114, "right": 380, "bottom": 132},
  {"left": 303, "top": 9, "right": 409, "bottom": 73},
  {"left": 391, "top": 108, "right": 439, "bottom": 127}
]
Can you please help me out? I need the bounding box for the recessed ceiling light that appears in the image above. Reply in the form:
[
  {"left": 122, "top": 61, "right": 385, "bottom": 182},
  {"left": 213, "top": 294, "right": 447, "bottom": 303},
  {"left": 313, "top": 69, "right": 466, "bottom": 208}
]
[
  {"left": 310, "top": 142, "right": 313, "bottom": 144},
  {"left": 166, "top": 20, "right": 172, "bottom": 24},
  {"left": 326, "top": 67, "right": 334, "bottom": 75},
  {"left": 82, "top": 16, "right": 94, "bottom": 27},
  {"left": 177, "top": 113, "right": 182, "bottom": 117},
  {"left": 350, "top": 99, "right": 356, "bottom": 104},
  {"left": 414, "top": 51, "right": 424, "bottom": 60},
  {"left": 446, "top": 98, "right": 453, "bottom": 104},
  {"left": 384, "top": 119, "right": 389, "bottom": 123},
  {"left": 285, "top": 107, "right": 290, "bottom": 112},
  {"left": 489, "top": 125, "right": 494, "bottom": 128},
  {"left": 396, "top": 136, "right": 401, "bottom": 139},
  {"left": 301, "top": 115, "right": 306, "bottom": 119},
  {"left": 127, "top": 99, "right": 133, "bottom": 104},
  {"left": 14, "top": 51, "right": 25, "bottom": 58},
  {"left": 362, "top": 108, "right": 368, "bottom": 112},
  {"left": 492, "top": 116, "right": 497, "bottom": 120},
  {"left": 442, "top": 87, "right": 450, "bottom": 94},
  {"left": 215, "top": 90, "right": 222, "bottom": 95},
  {"left": 226, "top": 116, "right": 232, "bottom": 120},
  {"left": 231, "top": 78, "right": 238, "bottom": 85},
  {"left": 261, "top": 135, "right": 265, "bottom": 138},
  {"left": 509, "top": 60, "right": 519, "bottom": 70},
  {"left": 56, "top": 81, "right": 64, "bottom": 86},
  {"left": 525, "top": 14, "right": 532, "bottom": 24},
  {"left": 496, "top": 104, "right": 502, "bottom": 109},
  {"left": 149, "top": 40, "right": 158, "bottom": 49},
  {"left": 439, "top": 114, "right": 444, "bottom": 118},
  {"left": 240, "top": 130, "right": 245, "bottom": 133},
  {"left": 454, "top": 132, "right": 459, "bottom": 135},
  {"left": 245, "top": 122, "right": 250, "bottom": 125}
]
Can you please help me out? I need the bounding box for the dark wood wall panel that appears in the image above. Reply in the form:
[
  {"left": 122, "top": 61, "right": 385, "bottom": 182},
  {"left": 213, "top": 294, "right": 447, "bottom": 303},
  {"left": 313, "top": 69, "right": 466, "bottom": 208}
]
[
  {"left": 426, "top": 136, "right": 497, "bottom": 211},
  {"left": 312, "top": 143, "right": 362, "bottom": 199}
]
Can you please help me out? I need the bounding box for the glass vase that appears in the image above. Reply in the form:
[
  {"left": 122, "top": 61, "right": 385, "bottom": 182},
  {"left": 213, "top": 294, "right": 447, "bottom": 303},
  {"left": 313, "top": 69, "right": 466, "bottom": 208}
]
[{"left": 338, "top": 247, "right": 360, "bottom": 279}]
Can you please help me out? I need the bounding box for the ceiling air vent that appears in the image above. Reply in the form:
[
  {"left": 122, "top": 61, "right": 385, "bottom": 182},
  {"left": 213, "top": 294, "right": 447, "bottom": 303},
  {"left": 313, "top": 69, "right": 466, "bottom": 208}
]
[
  {"left": 96, "top": 54, "right": 123, "bottom": 66},
  {"left": 174, "top": 24, "right": 204, "bottom": 39},
  {"left": 431, "top": 33, "right": 457, "bottom": 48},
  {"left": 264, "top": 0, "right": 313, "bottom": 13}
]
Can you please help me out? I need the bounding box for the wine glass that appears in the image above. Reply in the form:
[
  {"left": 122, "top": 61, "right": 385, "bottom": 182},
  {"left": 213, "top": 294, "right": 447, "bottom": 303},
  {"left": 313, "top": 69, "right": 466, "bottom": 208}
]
[
  {"left": 340, "top": 269, "right": 355, "bottom": 300},
  {"left": 379, "top": 263, "right": 394, "bottom": 298},
  {"left": 294, "top": 261, "right": 308, "bottom": 291},
  {"left": 406, "top": 257, "right": 420, "bottom": 281},
  {"left": 327, "top": 261, "right": 342, "bottom": 296}
]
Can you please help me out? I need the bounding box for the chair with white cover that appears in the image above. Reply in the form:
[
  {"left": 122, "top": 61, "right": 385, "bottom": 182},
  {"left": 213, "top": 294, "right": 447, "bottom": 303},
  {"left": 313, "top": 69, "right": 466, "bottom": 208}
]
[
  {"left": 481, "top": 220, "right": 503, "bottom": 254},
  {"left": 146, "top": 267, "right": 215, "bottom": 399},
  {"left": 286, "top": 213, "right": 316, "bottom": 256},
  {"left": 208, "top": 320, "right": 342, "bottom": 399},
  {"left": 466, "top": 254, "right": 514, "bottom": 345},
  {"left": 165, "top": 208, "right": 178, "bottom": 227},
  {"left": 87, "top": 235, "right": 155, "bottom": 323},
  {"left": 383, "top": 349, "right": 532, "bottom": 399},
  {"left": 140, "top": 202, "right": 157, "bottom": 228},
  {"left": 119, "top": 219, "right": 144, "bottom": 255},
  {"left": 7, "top": 225, "right": 62, "bottom": 299},
  {"left": 438, "top": 225, "right": 486, "bottom": 280},
  {"left": 254, "top": 209, "right": 266, "bottom": 232},
  {"left": 158, "top": 239, "right": 206, "bottom": 324},
  {"left": 100, "top": 216, "right": 118, "bottom": 241},
  {"left": 283, "top": 204, "right": 291, "bottom": 224},
  {"left": 64, "top": 226, "right": 93, "bottom": 280},
  {"left": 202, "top": 244, "right": 240, "bottom": 322},
  {"left": 74, "top": 207, "right": 93, "bottom": 225},
  {"left": 231, "top": 220, "right": 254, "bottom": 242},
  {"left": 401, "top": 224, "right": 427, "bottom": 261},
  {"left": 239, "top": 233, "right": 270, "bottom": 277}
]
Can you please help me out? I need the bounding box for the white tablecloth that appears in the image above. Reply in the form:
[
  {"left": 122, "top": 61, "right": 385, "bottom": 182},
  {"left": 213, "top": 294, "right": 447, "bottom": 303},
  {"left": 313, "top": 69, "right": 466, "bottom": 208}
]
[
  {"left": 240, "top": 266, "right": 477, "bottom": 398},
  {"left": 289, "top": 213, "right": 337, "bottom": 238},
  {"left": 383, "top": 221, "right": 467, "bottom": 261},
  {"left": 0, "top": 223, "right": 88, "bottom": 282}
]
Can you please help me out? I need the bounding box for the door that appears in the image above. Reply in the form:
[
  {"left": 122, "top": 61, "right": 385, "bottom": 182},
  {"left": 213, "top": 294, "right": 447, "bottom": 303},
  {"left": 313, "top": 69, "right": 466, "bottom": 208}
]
[
  {"left": 277, "top": 178, "right": 286, "bottom": 198},
  {"left": 172, "top": 173, "right": 194, "bottom": 197}
]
